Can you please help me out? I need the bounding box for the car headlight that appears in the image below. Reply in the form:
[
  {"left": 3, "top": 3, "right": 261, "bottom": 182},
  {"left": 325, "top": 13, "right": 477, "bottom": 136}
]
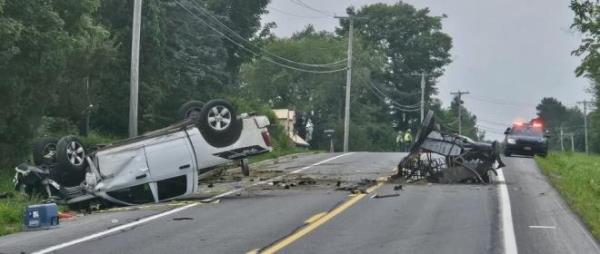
[{"left": 507, "top": 138, "right": 516, "bottom": 144}]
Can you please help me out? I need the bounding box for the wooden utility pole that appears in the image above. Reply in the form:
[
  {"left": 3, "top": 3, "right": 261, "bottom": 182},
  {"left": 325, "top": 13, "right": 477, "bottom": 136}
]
[
  {"left": 578, "top": 100, "right": 593, "bottom": 154},
  {"left": 450, "top": 90, "right": 470, "bottom": 135}
]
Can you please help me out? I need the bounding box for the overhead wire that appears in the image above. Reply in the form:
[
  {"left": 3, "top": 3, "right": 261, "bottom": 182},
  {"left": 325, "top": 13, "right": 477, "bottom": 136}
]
[
  {"left": 173, "top": 1, "right": 347, "bottom": 74},
  {"left": 364, "top": 77, "right": 420, "bottom": 109},
  {"left": 358, "top": 76, "right": 421, "bottom": 111},
  {"left": 289, "top": 0, "right": 336, "bottom": 17},
  {"left": 269, "top": 6, "right": 331, "bottom": 19},
  {"left": 180, "top": 0, "right": 347, "bottom": 69}
]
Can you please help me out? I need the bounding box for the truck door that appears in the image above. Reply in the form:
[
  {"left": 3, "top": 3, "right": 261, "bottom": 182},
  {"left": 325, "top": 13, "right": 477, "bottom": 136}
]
[{"left": 144, "top": 131, "right": 197, "bottom": 201}]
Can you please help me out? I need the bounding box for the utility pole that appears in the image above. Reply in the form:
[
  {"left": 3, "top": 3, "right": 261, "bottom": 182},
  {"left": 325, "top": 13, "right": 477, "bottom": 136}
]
[
  {"left": 578, "top": 100, "right": 592, "bottom": 154},
  {"left": 450, "top": 90, "right": 470, "bottom": 135},
  {"left": 569, "top": 133, "right": 575, "bottom": 152},
  {"left": 560, "top": 125, "right": 565, "bottom": 152},
  {"left": 335, "top": 15, "right": 354, "bottom": 153},
  {"left": 129, "top": 0, "right": 143, "bottom": 138},
  {"left": 420, "top": 72, "right": 425, "bottom": 122},
  {"left": 409, "top": 72, "right": 431, "bottom": 123}
]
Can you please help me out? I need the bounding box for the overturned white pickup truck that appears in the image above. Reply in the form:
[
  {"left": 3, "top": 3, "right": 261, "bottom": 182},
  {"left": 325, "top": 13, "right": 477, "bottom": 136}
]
[{"left": 14, "top": 99, "right": 272, "bottom": 206}]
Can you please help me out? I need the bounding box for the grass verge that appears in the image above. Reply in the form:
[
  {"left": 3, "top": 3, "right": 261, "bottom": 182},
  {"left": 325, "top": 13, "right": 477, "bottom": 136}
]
[
  {"left": 535, "top": 152, "right": 600, "bottom": 239},
  {"left": 0, "top": 169, "right": 42, "bottom": 236}
]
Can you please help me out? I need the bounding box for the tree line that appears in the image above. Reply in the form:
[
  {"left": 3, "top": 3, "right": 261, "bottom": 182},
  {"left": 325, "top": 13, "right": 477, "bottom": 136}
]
[
  {"left": 569, "top": 0, "right": 600, "bottom": 153},
  {"left": 0, "top": 0, "right": 482, "bottom": 169}
]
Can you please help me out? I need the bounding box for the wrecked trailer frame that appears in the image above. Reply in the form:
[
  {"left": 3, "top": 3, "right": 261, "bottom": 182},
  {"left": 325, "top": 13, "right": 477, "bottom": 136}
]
[
  {"left": 14, "top": 99, "right": 273, "bottom": 206},
  {"left": 396, "top": 111, "right": 505, "bottom": 184}
]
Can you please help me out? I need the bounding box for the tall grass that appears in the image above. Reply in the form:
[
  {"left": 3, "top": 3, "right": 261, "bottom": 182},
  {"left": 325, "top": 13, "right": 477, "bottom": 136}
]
[{"left": 536, "top": 153, "right": 600, "bottom": 239}]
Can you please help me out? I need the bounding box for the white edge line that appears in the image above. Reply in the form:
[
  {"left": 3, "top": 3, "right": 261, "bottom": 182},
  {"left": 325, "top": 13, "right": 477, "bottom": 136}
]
[
  {"left": 497, "top": 169, "right": 518, "bottom": 254},
  {"left": 32, "top": 203, "right": 199, "bottom": 254},
  {"left": 33, "top": 153, "right": 354, "bottom": 253},
  {"left": 528, "top": 226, "right": 556, "bottom": 229}
]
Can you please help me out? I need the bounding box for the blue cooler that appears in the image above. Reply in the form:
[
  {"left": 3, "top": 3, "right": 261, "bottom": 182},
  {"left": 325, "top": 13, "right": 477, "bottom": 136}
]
[{"left": 24, "top": 203, "right": 59, "bottom": 230}]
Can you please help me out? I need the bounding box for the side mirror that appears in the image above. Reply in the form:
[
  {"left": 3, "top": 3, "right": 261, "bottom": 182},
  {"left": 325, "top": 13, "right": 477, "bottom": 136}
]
[{"left": 504, "top": 128, "right": 511, "bottom": 135}]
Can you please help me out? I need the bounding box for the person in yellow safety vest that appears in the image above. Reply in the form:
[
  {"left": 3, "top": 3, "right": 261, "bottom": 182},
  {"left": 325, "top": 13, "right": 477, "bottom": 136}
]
[{"left": 403, "top": 129, "right": 413, "bottom": 152}]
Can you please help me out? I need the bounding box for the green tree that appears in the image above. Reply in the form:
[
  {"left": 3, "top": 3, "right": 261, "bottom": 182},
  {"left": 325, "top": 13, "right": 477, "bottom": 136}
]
[
  {"left": 0, "top": 0, "right": 113, "bottom": 167},
  {"left": 536, "top": 97, "right": 585, "bottom": 151},
  {"left": 570, "top": 0, "right": 600, "bottom": 153},
  {"left": 337, "top": 3, "right": 453, "bottom": 132}
]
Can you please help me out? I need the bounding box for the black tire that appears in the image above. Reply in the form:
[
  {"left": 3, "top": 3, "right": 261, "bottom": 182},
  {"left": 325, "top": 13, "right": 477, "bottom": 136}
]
[
  {"left": 178, "top": 100, "right": 204, "bottom": 121},
  {"left": 197, "top": 99, "right": 243, "bottom": 148},
  {"left": 55, "top": 136, "right": 87, "bottom": 187},
  {"left": 32, "top": 137, "right": 59, "bottom": 166},
  {"left": 240, "top": 158, "right": 250, "bottom": 177},
  {"left": 56, "top": 135, "right": 87, "bottom": 172}
]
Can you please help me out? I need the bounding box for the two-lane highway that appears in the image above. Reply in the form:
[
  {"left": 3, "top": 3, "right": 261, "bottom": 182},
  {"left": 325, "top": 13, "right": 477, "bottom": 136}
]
[{"left": 1, "top": 152, "right": 599, "bottom": 254}]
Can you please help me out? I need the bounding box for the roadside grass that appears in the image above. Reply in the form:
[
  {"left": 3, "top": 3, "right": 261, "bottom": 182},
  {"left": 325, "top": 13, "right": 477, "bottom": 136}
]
[
  {"left": 0, "top": 169, "right": 42, "bottom": 236},
  {"left": 535, "top": 152, "right": 600, "bottom": 239}
]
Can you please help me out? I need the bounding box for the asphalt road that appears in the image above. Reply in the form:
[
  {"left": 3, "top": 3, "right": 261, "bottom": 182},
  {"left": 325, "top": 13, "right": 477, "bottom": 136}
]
[
  {"left": 502, "top": 156, "right": 600, "bottom": 254},
  {"left": 1, "top": 152, "right": 599, "bottom": 254}
]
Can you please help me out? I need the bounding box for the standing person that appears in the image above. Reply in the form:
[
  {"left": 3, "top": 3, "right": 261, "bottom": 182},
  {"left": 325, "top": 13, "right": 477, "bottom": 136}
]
[
  {"left": 396, "top": 130, "right": 404, "bottom": 151},
  {"left": 403, "top": 128, "right": 413, "bottom": 152}
]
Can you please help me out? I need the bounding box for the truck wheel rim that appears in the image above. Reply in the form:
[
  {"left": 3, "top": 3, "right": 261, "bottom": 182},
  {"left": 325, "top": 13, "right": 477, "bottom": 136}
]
[
  {"left": 66, "top": 141, "right": 85, "bottom": 166},
  {"left": 207, "top": 106, "right": 231, "bottom": 131}
]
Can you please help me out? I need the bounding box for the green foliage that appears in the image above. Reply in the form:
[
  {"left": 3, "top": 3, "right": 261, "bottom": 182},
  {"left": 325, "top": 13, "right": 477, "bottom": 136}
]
[
  {"left": 0, "top": 0, "right": 270, "bottom": 171},
  {"left": 570, "top": 1, "right": 600, "bottom": 153},
  {"left": 536, "top": 97, "right": 585, "bottom": 151},
  {"left": 338, "top": 3, "right": 453, "bottom": 132},
  {"left": 536, "top": 153, "right": 600, "bottom": 239},
  {"left": 0, "top": 0, "right": 114, "bottom": 168},
  {"left": 0, "top": 169, "right": 42, "bottom": 236}
]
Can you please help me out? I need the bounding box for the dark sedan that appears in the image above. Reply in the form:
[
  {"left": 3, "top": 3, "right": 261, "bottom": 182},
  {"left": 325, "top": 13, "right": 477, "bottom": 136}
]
[{"left": 503, "top": 122, "right": 548, "bottom": 157}]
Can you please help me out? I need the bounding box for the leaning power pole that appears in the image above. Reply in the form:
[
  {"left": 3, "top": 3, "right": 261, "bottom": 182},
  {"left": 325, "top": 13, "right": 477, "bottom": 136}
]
[
  {"left": 578, "top": 100, "right": 592, "bottom": 154},
  {"left": 335, "top": 15, "right": 354, "bottom": 153},
  {"left": 450, "top": 90, "right": 469, "bottom": 135},
  {"left": 129, "top": 0, "right": 143, "bottom": 137}
]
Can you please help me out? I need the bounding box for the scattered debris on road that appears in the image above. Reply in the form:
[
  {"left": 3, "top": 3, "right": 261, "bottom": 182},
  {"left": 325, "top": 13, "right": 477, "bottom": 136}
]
[
  {"left": 373, "top": 193, "right": 400, "bottom": 199},
  {"left": 172, "top": 217, "right": 194, "bottom": 221}
]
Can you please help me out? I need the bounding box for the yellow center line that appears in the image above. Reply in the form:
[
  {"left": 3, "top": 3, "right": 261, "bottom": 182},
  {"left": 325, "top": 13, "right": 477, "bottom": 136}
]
[
  {"left": 304, "top": 212, "right": 327, "bottom": 224},
  {"left": 258, "top": 181, "right": 385, "bottom": 254}
]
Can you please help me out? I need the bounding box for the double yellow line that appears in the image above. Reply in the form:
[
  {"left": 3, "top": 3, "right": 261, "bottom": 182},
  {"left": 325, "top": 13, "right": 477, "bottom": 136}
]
[{"left": 252, "top": 178, "right": 387, "bottom": 254}]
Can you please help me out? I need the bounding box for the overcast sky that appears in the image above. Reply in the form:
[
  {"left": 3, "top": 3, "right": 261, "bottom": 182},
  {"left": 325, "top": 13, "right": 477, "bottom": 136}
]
[{"left": 261, "top": 0, "right": 592, "bottom": 140}]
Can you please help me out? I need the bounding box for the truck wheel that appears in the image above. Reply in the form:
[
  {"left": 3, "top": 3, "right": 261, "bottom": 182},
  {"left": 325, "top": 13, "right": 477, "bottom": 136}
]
[
  {"left": 32, "top": 137, "right": 58, "bottom": 166},
  {"left": 240, "top": 158, "right": 250, "bottom": 176},
  {"left": 198, "top": 99, "right": 243, "bottom": 147},
  {"left": 178, "top": 100, "right": 204, "bottom": 120},
  {"left": 56, "top": 136, "right": 87, "bottom": 172}
]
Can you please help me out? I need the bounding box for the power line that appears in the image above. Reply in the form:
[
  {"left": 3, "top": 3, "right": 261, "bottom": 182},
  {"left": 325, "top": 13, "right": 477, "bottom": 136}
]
[
  {"left": 356, "top": 75, "right": 421, "bottom": 110},
  {"left": 269, "top": 6, "right": 331, "bottom": 19},
  {"left": 367, "top": 80, "right": 420, "bottom": 109},
  {"left": 289, "top": 0, "right": 336, "bottom": 17},
  {"left": 174, "top": 1, "right": 348, "bottom": 74},
  {"left": 182, "top": 0, "right": 348, "bottom": 69}
]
